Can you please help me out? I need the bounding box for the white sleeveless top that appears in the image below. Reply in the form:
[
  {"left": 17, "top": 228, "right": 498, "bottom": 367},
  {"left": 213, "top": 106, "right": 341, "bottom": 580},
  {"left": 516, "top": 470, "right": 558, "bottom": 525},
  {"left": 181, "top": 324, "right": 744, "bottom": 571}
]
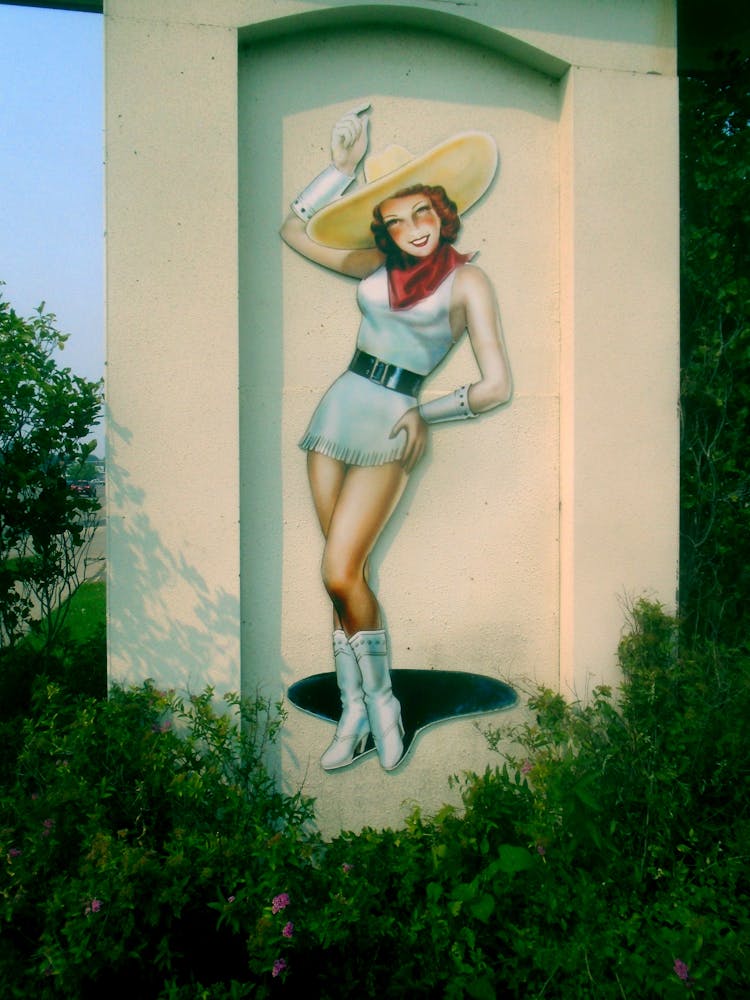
[
  {"left": 299, "top": 264, "right": 465, "bottom": 467},
  {"left": 355, "top": 266, "right": 458, "bottom": 374}
]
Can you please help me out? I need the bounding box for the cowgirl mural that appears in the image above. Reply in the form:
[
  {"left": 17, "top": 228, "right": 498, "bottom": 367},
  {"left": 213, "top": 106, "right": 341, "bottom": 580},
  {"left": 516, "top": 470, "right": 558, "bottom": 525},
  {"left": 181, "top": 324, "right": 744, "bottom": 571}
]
[{"left": 281, "top": 105, "right": 513, "bottom": 773}]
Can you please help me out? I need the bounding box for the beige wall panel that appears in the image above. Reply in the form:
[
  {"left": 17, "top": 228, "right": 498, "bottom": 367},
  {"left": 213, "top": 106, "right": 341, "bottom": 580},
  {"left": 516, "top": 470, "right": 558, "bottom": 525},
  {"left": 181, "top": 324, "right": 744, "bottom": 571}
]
[
  {"left": 238, "top": 25, "right": 560, "bottom": 824},
  {"left": 105, "top": 0, "right": 678, "bottom": 832},
  {"left": 106, "top": 13, "right": 242, "bottom": 694},
  {"left": 559, "top": 66, "right": 680, "bottom": 695},
  {"left": 108, "top": 0, "right": 675, "bottom": 76}
]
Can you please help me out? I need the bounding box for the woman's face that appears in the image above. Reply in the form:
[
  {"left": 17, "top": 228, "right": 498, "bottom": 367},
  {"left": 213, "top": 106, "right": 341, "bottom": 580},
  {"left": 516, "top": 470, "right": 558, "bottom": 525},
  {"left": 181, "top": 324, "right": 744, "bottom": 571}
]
[{"left": 379, "top": 193, "right": 441, "bottom": 259}]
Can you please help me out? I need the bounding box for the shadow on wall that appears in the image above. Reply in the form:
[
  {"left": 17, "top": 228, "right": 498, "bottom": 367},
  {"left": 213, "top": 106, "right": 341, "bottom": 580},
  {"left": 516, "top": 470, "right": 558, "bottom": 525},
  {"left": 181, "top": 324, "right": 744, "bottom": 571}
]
[{"left": 106, "top": 409, "right": 242, "bottom": 704}]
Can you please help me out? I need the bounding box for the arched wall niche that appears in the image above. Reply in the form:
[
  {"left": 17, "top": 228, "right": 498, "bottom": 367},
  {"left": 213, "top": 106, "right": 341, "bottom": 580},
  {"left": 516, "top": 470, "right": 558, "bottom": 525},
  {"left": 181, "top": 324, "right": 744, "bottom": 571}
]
[
  {"left": 105, "top": 0, "right": 678, "bottom": 834},
  {"left": 237, "top": 5, "right": 570, "bottom": 79},
  {"left": 238, "top": 18, "right": 563, "bottom": 817}
]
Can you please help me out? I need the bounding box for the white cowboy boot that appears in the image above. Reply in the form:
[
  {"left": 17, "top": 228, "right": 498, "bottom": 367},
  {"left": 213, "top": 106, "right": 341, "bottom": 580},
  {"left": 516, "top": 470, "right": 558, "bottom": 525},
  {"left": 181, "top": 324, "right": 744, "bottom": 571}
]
[
  {"left": 350, "top": 629, "right": 404, "bottom": 771},
  {"left": 320, "top": 630, "right": 370, "bottom": 771}
]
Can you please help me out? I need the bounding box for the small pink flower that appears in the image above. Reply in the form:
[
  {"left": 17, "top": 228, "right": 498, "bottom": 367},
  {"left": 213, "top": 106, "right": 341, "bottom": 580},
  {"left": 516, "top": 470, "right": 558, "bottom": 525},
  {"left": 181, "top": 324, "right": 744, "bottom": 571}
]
[
  {"left": 282, "top": 921, "right": 294, "bottom": 938},
  {"left": 42, "top": 818, "right": 54, "bottom": 837},
  {"left": 271, "top": 892, "right": 290, "bottom": 914},
  {"left": 521, "top": 760, "right": 533, "bottom": 775},
  {"left": 272, "top": 958, "right": 287, "bottom": 978},
  {"left": 227, "top": 895, "right": 236, "bottom": 904},
  {"left": 91, "top": 898, "right": 102, "bottom": 912},
  {"left": 674, "top": 958, "right": 690, "bottom": 982},
  {"left": 341, "top": 863, "right": 353, "bottom": 873},
  {"left": 8, "top": 847, "right": 21, "bottom": 858},
  {"left": 536, "top": 843, "right": 546, "bottom": 856}
]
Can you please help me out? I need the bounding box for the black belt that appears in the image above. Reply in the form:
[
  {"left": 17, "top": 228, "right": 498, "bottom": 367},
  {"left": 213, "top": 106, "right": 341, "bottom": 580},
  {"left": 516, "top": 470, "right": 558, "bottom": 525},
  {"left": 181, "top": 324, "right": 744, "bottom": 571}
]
[{"left": 348, "top": 350, "right": 424, "bottom": 397}]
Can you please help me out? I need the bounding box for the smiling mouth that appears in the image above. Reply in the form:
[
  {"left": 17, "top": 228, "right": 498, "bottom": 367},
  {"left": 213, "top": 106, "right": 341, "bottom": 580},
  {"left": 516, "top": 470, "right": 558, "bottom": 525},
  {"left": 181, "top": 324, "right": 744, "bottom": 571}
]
[{"left": 411, "top": 235, "right": 430, "bottom": 248}]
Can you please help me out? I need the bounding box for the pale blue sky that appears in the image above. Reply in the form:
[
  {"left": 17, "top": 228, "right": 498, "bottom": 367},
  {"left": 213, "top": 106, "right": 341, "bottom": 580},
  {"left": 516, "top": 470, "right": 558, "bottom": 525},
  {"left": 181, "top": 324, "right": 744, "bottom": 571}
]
[{"left": 1, "top": 3, "right": 103, "bottom": 402}]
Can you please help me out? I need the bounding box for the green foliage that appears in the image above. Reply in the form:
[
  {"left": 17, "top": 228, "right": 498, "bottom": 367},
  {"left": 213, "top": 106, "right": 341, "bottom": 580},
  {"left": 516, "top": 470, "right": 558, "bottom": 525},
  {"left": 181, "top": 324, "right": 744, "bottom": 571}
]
[
  {"left": 0, "top": 581, "right": 107, "bottom": 788},
  {"left": 680, "top": 53, "right": 750, "bottom": 643},
  {"left": 2, "top": 603, "right": 748, "bottom": 997},
  {"left": 1, "top": 683, "right": 316, "bottom": 997},
  {"left": 64, "top": 457, "right": 101, "bottom": 484},
  {"left": 0, "top": 285, "right": 102, "bottom": 651},
  {"left": 469, "top": 600, "right": 750, "bottom": 997}
]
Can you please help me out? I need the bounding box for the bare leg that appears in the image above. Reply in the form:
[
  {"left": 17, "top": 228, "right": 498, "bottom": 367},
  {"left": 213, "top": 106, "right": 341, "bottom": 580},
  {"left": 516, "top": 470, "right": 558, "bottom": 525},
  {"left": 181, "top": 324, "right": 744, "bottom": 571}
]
[
  {"left": 323, "top": 464, "right": 408, "bottom": 767},
  {"left": 307, "top": 452, "right": 347, "bottom": 629},
  {"left": 306, "top": 451, "right": 347, "bottom": 538},
  {"left": 320, "top": 461, "right": 407, "bottom": 635},
  {"left": 307, "top": 452, "right": 407, "bottom": 769},
  {"left": 307, "top": 452, "right": 407, "bottom": 632}
]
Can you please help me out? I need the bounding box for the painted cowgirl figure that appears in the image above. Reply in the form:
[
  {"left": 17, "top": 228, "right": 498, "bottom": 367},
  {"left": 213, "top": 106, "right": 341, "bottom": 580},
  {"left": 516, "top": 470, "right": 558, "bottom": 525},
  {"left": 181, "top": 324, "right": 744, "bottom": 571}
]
[{"left": 281, "top": 106, "right": 512, "bottom": 773}]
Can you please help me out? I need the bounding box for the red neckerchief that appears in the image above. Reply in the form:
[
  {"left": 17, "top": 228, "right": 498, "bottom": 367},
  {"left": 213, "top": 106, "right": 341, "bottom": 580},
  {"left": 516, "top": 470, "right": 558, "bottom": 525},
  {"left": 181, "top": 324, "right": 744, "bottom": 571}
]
[{"left": 387, "top": 243, "right": 472, "bottom": 310}]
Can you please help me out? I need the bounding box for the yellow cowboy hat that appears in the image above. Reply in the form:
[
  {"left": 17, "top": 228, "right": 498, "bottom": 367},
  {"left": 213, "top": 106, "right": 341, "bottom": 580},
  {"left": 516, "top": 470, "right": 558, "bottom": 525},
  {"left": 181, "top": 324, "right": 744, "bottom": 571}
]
[{"left": 308, "top": 130, "right": 498, "bottom": 250}]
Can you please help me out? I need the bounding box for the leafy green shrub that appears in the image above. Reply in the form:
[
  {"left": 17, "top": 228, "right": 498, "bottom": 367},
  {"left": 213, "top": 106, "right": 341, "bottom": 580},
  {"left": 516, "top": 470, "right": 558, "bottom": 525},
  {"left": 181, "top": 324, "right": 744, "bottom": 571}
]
[
  {"left": 0, "top": 623, "right": 107, "bottom": 785},
  {"left": 0, "top": 288, "right": 102, "bottom": 652},
  {"left": 680, "top": 53, "right": 750, "bottom": 644},
  {"left": 3, "top": 605, "right": 748, "bottom": 998},
  {"left": 1, "top": 683, "right": 316, "bottom": 997},
  {"left": 464, "top": 600, "right": 750, "bottom": 997}
]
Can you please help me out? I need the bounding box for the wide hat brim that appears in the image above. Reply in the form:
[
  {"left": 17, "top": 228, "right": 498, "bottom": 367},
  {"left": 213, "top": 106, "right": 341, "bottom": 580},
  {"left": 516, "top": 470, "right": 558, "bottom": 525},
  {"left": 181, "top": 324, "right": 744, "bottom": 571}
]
[{"left": 307, "top": 130, "right": 498, "bottom": 250}]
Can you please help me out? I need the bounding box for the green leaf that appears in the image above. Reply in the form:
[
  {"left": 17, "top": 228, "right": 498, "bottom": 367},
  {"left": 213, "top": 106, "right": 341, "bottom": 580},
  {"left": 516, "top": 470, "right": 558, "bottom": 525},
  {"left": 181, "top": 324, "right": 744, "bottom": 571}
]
[
  {"left": 497, "top": 844, "right": 534, "bottom": 874},
  {"left": 469, "top": 893, "right": 495, "bottom": 923},
  {"left": 451, "top": 882, "right": 478, "bottom": 903},
  {"left": 466, "top": 976, "right": 497, "bottom": 1000},
  {"left": 426, "top": 881, "right": 443, "bottom": 904}
]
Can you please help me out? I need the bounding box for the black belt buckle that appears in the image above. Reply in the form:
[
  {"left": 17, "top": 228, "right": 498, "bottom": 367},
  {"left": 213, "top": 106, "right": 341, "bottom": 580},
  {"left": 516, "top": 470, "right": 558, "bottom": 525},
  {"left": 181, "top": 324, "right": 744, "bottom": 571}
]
[
  {"left": 370, "top": 359, "right": 389, "bottom": 385},
  {"left": 348, "top": 350, "right": 422, "bottom": 396}
]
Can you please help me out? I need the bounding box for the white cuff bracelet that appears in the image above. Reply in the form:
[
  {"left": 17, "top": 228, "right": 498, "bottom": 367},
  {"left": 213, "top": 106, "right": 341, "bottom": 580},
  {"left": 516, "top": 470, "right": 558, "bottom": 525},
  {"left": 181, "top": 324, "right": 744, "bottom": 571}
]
[
  {"left": 418, "top": 385, "right": 477, "bottom": 424},
  {"left": 291, "top": 163, "right": 355, "bottom": 222}
]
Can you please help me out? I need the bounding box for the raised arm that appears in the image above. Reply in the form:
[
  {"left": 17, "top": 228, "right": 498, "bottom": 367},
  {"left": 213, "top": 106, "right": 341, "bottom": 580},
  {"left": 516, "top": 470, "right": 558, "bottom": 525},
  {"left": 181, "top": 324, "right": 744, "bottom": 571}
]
[{"left": 280, "top": 106, "right": 384, "bottom": 279}]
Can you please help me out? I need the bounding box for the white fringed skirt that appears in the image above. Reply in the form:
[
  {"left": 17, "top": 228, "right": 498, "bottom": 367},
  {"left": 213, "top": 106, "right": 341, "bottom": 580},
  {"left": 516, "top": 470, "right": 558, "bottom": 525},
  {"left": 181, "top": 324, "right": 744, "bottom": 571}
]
[{"left": 299, "top": 370, "right": 415, "bottom": 467}]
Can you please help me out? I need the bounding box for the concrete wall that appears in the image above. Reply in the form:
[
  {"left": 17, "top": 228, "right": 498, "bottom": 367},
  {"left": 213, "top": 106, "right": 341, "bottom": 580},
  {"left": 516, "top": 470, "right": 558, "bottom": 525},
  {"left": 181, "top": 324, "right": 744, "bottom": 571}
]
[{"left": 105, "top": 0, "right": 679, "bottom": 833}]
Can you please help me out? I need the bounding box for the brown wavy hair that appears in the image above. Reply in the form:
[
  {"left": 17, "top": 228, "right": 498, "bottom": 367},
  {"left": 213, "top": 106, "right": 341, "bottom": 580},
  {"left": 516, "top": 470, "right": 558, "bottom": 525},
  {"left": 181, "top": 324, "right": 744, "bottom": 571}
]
[{"left": 371, "top": 184, "right": 461, "bottom": 269}]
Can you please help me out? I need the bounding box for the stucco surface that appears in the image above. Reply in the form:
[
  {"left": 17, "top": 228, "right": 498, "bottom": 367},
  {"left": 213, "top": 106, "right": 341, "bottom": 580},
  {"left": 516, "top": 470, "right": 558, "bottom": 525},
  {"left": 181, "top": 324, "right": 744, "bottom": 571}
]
[
  {"left": 558, "top": 66, "right": 679, "bottom": 693},
  {"left": 106, "top": 0, "right": 678, "bottom": 831},
  {"left": 107, "top": 0, "right": 676, "bottom": 75},
  {"left": 237, "top": 35, "right": 560, "bottom": 816},
  {"left": 106, "top": 14, "right": 241, "bottom": 693}
]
